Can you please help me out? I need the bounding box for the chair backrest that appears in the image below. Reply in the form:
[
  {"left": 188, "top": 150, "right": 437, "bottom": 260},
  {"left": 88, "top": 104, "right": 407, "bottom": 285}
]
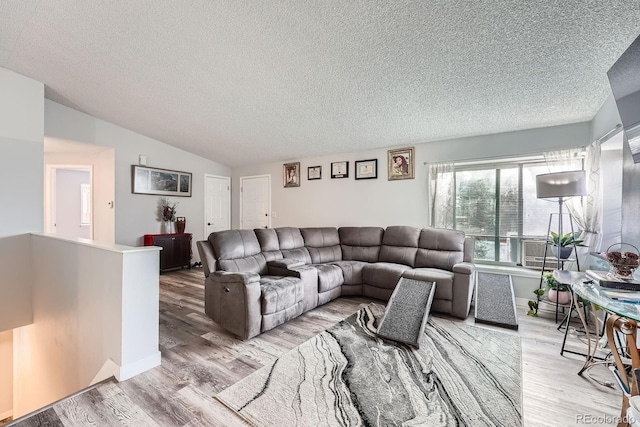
[
  {"left": 338, "top": 227, "right": 384, "bottom": 262},
  {"left": 378, "top": 226, "right": 420, "bottom": 267},
  {"left": 415, "top": 227, "right": 466, "bottom": 270},
  {"left": 275, "top": 227, "right": 312, "bottom": 264},
  {"left": 209, "top": 229, "right": 267, "bottom": 274},
  {"left": 301, "top": 227, "right": 342, "bottom": 263}
]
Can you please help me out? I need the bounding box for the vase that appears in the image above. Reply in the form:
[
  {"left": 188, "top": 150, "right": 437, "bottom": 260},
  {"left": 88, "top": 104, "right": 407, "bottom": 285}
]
[
  {"left": 551, "top": 246, "right": 573, "bottom": 260},
  {"left": 176, "top": 217, "right": 186, "bottom": 234},
  {"left": 548, "top": 289, "right": 570, "bottom": 305},
  {"left": 161, "top": 220, "right": 175, "bottom": 234}
]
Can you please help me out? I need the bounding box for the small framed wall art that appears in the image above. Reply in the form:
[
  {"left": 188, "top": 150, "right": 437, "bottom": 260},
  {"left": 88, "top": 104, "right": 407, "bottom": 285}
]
[
  {"left": 355, "top": 159, "right": 378, "bottom": 180},
  {"left": 132, "top": 165, "right": 192, "bottom": 197},
  {"left": 387, "top": 147, "right": 415, "bottom": 180},
  {"left": 308, "top": 165, "right": 322, "bottom": 180},
  {"left": 283, "top": 162, "right": 300, "bottom": 187},
  {"left": 331, "top": 161, "right": 349, "bottom": 179}
]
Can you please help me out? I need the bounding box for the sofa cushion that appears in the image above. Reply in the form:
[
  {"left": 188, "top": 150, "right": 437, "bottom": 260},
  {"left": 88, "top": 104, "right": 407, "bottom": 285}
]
[
  {"left": 301, "top": 227, "right": 342, "bottom": 263},
  {"left": 311, "top": 264, "right": 344, "bottom": 293},
  {"left": 332, "top": 260, "right": 368, "bottom": 285},
  {"left": 260, "top": 276, "right": 304, "bottom": 315},
  {"left": 275, "top": 227, "right": 305, "bottom": 250},
  {"left": 255, "top": 228, "right": 281, "bottom": 252},
  {"left": 415, "top": 228, "right": 465, "bottom": 270},
  {"left": 378, "top": 226, "right": 421, "bottom": 267},
  {"left": 402, "top": 268, "right": 454, "bottom": 301},
  {"left": 210, "top": 229, "right": 261, "bottom": 260},
  {"left": 362, "top": 262, "right": 411, "bottom": 290},
  {"left": 339, "top": 227, "right": 384, "bottom": 262}
]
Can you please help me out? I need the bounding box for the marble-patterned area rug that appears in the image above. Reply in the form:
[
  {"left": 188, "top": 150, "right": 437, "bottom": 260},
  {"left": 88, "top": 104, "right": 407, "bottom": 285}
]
[{"left": 216, "top": 303, "right": 522, "bottom": 427}]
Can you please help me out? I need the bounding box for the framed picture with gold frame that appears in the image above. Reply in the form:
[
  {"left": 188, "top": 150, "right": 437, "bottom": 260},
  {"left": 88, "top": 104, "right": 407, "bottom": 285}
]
[
  {"left": 283, "top": 162, "right": 301, "bottom": 187},
  {"left": 387, "top": 147, "right": 415, "bottom": 180}
]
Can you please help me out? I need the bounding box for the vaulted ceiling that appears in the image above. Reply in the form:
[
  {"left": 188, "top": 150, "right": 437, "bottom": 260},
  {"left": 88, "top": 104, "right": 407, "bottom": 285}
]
[{"left": 2, "top": 1, "right": 640, "bottom": 166}]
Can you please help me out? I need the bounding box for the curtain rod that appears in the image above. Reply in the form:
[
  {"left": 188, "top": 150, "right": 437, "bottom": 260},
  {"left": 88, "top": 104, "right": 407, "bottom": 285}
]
[{"left": 596, "top": 124, "right": 623, "bottom": 144}]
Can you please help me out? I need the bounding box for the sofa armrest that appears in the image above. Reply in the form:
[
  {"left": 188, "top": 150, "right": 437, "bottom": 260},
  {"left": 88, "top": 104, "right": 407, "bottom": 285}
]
[
  {"left": 206, "top": 272, "right": 261, "bottom": 339},
  {"left": 196, "top": 240, "right": 217, "bottom": 278},
  {"left": 212, "top": 271, "right": 260, "bottom": 285},
  {"left": 452, "top": 262, "right": 475, "bottom": 275},
  {"left": 268, "top": 259, "right": 305, "bottom": 269},
  {"left": 451, "top": 263, "right": 476, "bottom": 319}
]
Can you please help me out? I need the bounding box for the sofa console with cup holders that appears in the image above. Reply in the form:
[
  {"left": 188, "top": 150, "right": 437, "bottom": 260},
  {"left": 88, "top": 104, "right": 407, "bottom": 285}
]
[{"left": 196, "top": 226, "right": 475, "bottom": 340}]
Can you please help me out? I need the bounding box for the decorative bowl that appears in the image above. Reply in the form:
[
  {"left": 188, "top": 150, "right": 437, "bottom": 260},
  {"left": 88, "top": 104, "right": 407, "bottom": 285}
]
[{"left": 605, "top": 243, "right": 640, "bottom": 280}]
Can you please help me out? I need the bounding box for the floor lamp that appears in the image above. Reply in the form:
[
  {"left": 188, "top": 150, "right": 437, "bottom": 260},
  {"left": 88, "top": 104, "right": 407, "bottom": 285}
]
[{"left": 536, "top": 170, "right": 587, "bottom": 268}]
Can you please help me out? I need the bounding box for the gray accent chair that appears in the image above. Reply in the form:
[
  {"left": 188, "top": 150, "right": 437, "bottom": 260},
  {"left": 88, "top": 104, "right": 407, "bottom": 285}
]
[{"left": 197, "top": 225, "right": 475, "bottom": 339}]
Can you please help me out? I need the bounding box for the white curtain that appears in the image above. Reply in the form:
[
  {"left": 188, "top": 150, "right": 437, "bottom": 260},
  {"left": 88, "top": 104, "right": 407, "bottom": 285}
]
[
  {"left": 428, "top": 162, "right": 455, "bottom": 228},
  {"left": 544, "top": 141, "right": 603, "bottom": 269}
]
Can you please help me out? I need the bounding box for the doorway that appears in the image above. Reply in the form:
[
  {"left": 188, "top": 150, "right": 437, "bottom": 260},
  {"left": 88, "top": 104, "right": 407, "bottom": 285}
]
[
  {"left": 45, "top": 165, "right": 93, "bottom": 239},
  {"left": 240, "top": 175, "right": 271, "bottom": 230},
  {"left": 204, "top": 174, "right": 231, "bottom": 237}
]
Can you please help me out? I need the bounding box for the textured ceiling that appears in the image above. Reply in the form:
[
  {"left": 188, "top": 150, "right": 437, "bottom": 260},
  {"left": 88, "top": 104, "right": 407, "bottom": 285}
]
[{"left": 2, "top": 1, "right": 640, "bottom": 166}]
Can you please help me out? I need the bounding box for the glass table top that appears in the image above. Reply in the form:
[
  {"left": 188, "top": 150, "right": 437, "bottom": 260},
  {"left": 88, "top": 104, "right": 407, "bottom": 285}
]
[{"left": 572, "top": 280, "right": 640, "bottom": 322}]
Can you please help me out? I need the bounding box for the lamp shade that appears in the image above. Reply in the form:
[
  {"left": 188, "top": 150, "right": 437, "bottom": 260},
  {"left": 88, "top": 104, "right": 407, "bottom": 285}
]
[{"left": 536, "top": 170, "right": 587, "bottom": 199}]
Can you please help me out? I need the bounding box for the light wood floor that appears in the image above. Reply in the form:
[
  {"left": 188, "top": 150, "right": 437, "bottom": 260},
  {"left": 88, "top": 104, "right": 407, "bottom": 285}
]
[{"left": 12, "top": 268, "right": 622, "bottom": 426}]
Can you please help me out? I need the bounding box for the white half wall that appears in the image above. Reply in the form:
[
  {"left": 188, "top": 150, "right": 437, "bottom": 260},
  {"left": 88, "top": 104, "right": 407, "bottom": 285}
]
[
  {"left": 231, "top": 122, "right": 591, "bottom": 229},
  {"left": 13, "top": 234, "right": 161, "bottom": 418},
  {"left": 44, "top": 100, "right": 231, "bottom": 260}
]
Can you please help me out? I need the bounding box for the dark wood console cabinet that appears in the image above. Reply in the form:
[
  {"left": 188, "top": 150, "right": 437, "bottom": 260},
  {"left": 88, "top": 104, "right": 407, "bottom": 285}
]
[{"left": 144, "top": 233, "right": 192, "bottom": 273}]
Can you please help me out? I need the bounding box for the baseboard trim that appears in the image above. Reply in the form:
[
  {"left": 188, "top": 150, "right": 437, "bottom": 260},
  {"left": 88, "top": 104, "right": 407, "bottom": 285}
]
[
  {"left": 116, "top": 351, "right": 161, "bottom": 381},
  {"left": 0, "top": 409, "right": 12, "bottom": 420}
]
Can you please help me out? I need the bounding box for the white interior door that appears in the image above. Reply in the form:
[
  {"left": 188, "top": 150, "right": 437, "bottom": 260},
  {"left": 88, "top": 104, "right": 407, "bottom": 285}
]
[
  {"left": 240, "top": 175, "right": 271, "bottom": 230},
  {"left": 54, "top": 168, "right": 92, "bottom": 239},
  {"left": 204, "top": 175, "right": 231, "bottom": 237}
]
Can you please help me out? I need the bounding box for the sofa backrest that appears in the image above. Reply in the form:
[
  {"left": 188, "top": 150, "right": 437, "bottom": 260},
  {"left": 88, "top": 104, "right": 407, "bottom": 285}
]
[
  {"left": 275, "top": 227, "right": 312, "bottom": 264},
  {"left": 300, "top": 227, "right": 342, "bottom": 263},
  {"left": 209, "top": 229, "right": 268, "bottom": 274},
  {"left": 254, "top": 228, "right": 285, "bottom": 262},
  {"left": 338, "top": 227, "right": 384, "bottom": 262},
  {"left": 378, "top": 226, "right": 420, "bottom": 267},
  {"left": 415, "top": 227, "right": 465, "bottom": 270}
]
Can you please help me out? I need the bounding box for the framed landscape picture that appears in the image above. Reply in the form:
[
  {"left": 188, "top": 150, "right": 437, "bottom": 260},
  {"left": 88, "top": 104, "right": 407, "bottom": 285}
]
[
  {"left": 284, "top": 162, "right": 301, "bottom": 187},
  {"left": 331, "top": 161, "right": 349, "bottom": 178},
  {"left": 387, "top": 147, "right": 415, "bottom": 180},
  {"left": 308, "top": 165, "right": 322, "bottom": 180},
  {"left": 355, "top": 159, "right": 378, "bottom": 180},
  {"left": 132, "top": 165, "right": 192, "bottom": 197}
]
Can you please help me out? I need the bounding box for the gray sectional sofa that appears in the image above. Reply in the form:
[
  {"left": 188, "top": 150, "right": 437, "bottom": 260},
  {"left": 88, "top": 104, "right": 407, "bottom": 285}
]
[{"left": 196, "top": 226, "right": 475, "bottom": 340}]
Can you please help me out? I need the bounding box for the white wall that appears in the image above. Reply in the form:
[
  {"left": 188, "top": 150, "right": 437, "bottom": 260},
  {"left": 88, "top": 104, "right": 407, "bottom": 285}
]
[
  {"left": 45, "top": 100, "right": 231, "bottom": 259},
  {"left": 0, "top": 67, "right": 43, "bottom": 332},
  {"left": 45, "top": 147, "right": 116, "bottom": 244},
  {"left": 0, "top": 330, "right": 12, "bottom": 420},
  {"left": 13, "top": 234, "right": 161, "bottom": 418},
  {"left": 231, "top": 122, "right": 591, "bottom": 229}
]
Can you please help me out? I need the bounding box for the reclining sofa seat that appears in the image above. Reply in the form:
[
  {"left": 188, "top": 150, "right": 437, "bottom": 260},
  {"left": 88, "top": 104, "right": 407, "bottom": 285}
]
[{"left": 196, "top": 225, "right": 474, "bottom": 340}]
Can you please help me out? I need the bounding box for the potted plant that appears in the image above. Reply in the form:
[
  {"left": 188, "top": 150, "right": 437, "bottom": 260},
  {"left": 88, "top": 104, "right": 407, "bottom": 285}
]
[
  {"left": 544, "top": 272, "right": 571, "bottom": 304},
  {"left": 527, "top": 272, "right": 570, "bottom": 316},
  {"left": 549, "top": 231, "right": 585, "bottom": 259}
]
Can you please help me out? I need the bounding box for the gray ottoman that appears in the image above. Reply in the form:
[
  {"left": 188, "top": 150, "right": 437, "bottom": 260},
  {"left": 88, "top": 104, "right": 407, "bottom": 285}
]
[{"left": 377, "top": 277, "right": 436, "bottom": 348}]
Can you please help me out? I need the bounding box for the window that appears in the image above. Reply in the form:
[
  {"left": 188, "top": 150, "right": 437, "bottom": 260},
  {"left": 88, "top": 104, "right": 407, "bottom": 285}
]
[
  {"left": 454, "top": 157, "right": 582, "bottom": 264},
  {"left": 80, "top": 183, "right": 91, "bottom": 226}
]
